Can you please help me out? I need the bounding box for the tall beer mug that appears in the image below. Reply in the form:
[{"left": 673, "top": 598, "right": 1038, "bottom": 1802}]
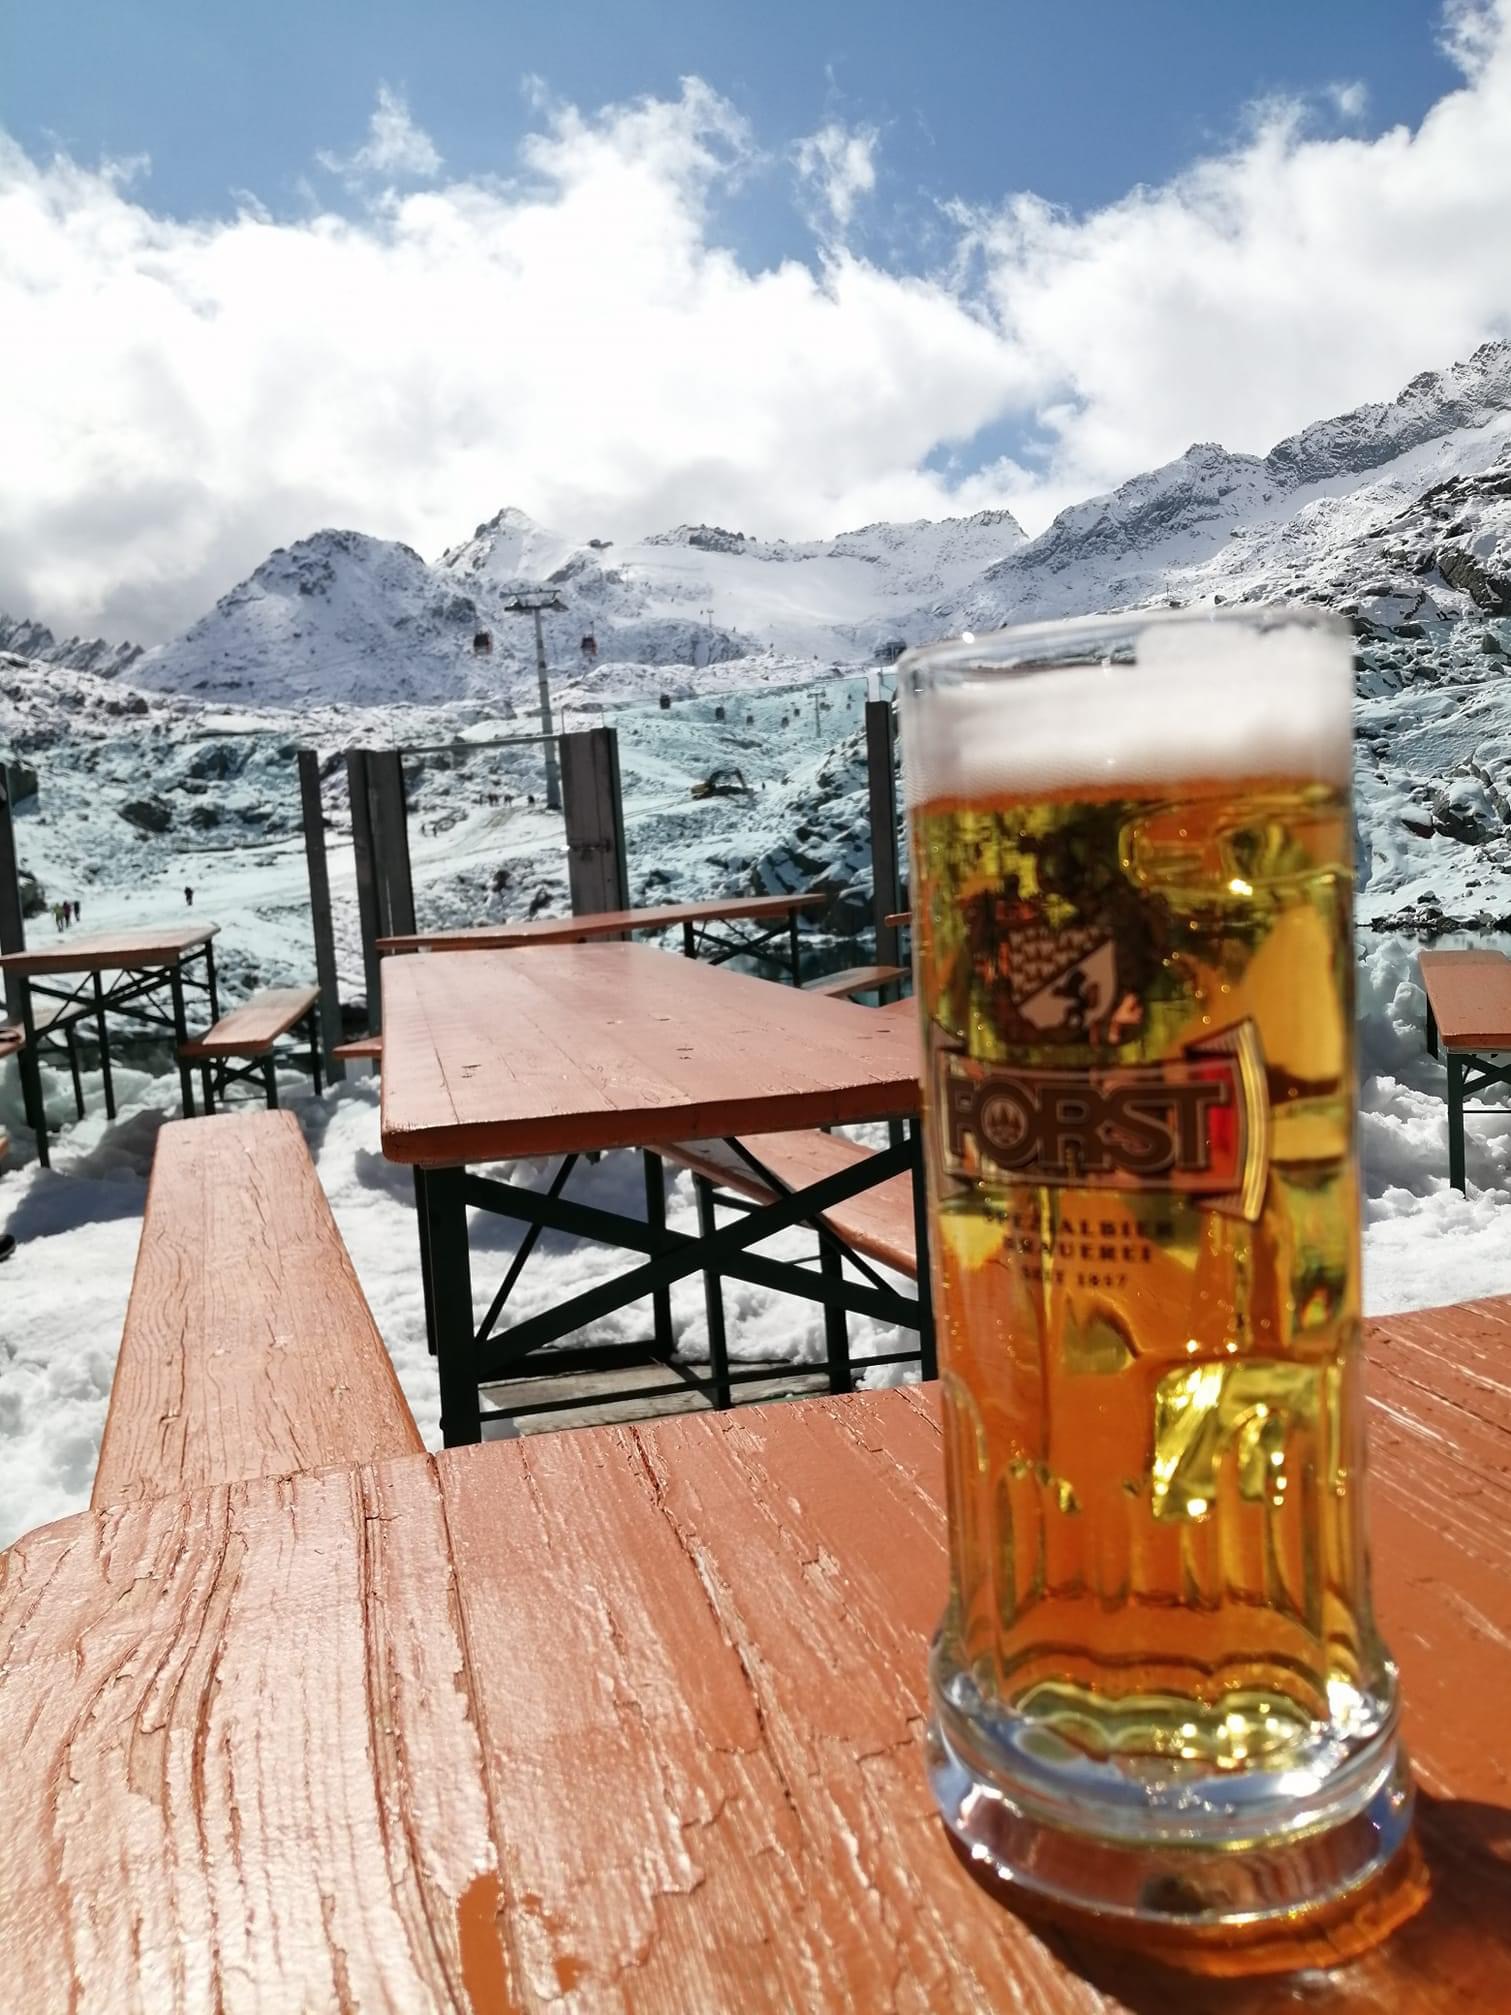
[{"left": 899, "top": 609, "right": 1410, "bottom": 1931}]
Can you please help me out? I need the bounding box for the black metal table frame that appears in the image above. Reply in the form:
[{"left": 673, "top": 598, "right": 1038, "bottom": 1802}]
[
  {"left": 10, "top": 940, "right": 219, "bottom": 1166},
  {"left": 1424, "top": 1000, "right": 1511, "bottom": 1193},
  {"left": 192, "top": 1003, "right": 323, "bottom": 1116},
  {"left": 412, "top": 1126, "right": 936, "bottom": 1445},
  {"left": 676, "top": 907, "right": 806, "bottom": 985}
]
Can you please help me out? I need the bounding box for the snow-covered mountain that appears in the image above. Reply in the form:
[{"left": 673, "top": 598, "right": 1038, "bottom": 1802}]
[{"left": 0, "top": 612, "right": 141, "bottom": 679}]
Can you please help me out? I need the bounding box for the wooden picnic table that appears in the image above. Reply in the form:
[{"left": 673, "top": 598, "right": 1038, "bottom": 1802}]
[
  {"left": 0, "top": 923, "right": 221, "bottom": 1164},
  {"left": 380, "top": 942, "right": 929, "bottom": 1441},
  {"left": 378, "top": 890, "right": 827, "bottom": 984},
  {"left": 5, "top": 1300, "right": 1510, "bottom": 2011}
]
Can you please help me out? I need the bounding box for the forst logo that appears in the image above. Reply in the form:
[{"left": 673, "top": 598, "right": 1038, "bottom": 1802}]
[{"left": 936, "top": 1023, "right": 1270, "bottom": 1223}]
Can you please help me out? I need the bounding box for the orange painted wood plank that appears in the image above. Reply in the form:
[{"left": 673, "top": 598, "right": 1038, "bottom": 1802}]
[
  {"left": 435, "top": 1365, "right": 1511, "bottom": 2011},
  {"left": 92, "top": 1110, "right": 421, "bottom": 1506},
  {"left": 379, "top": 891, "right": 826, "bottom": 954},
  {"left": 7, "top": 1305, "right": 1511, "bottom": 2009},
  {"left": 179, "top": 984, "right": 318, "bottom": 1057},
  {"left": 380, "top": 943, "right": 919, "bottom": 1166},
  {"left": 0, "top": 922, "right": 219, "bottom": 975},
  {"left": 0, "top": 1458, "right": 512, "bottom": 2015},
  {"left": 1418, "top": 949, "right": 1511, "bottom": 1049}
]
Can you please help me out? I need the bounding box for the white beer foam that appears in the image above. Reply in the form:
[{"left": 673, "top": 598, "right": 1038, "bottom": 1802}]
[{"left": 900, "top": 616, "right": 1352, "bottom": 804}]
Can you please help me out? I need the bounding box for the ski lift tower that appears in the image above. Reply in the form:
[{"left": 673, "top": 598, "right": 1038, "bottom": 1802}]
[{"left": 504, "top": 589, "right": 567, "bottom": 811}]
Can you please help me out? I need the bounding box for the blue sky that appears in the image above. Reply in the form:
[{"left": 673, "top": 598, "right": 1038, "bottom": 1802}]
[
  {"left": 4, "top": 0, "right": 1460, "bottom": 255},
  {"left": 2, "top": 0, "right": 1508, "bottom": 639}
]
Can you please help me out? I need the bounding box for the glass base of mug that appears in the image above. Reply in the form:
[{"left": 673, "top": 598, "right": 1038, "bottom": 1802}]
[{"left": 927, "top": 1691, "right": 1413, "bottom": 1932}]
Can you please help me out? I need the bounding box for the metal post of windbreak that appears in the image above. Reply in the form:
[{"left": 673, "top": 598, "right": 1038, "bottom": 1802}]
[
  {"left": 297, "top": 750, "right": 345, "bottom": 1081},
  {"left": 366, "top": 749, "right": 417, "bottom": 942},
  {"left": 534, "top": 608, "right": 562, "bottom": 814},
  {"left": 560, "top": 728, "right": 629, "bottom": 918},
  {"left": 866, "top": 697, "right": 903, "bottom": 969},
  {"left": 346, "top": 750, "right": 385, "bottom": 1033}
]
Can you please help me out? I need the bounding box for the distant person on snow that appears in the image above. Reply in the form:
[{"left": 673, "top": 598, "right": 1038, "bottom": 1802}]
[{"left": 184, "top": 885, "right": 194, "bottom": 908}]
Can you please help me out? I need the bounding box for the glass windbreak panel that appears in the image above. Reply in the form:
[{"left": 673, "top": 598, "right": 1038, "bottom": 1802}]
[{"left": 613, "top": 672, "right": 884, "bottom": 981}]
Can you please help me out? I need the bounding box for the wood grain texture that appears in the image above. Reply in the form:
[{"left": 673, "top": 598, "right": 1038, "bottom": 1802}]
[
  {"left": 180, "top": 984, "right": 319, "bottom": 1057},
  {"left": 660, "top": 1130, "right": 918, "bottom": 1276},
  {"left": 380, "top": 942, "right": 920, "bottom": 1167},
  {"left": 0, "top": 1458, "right": 510, "bottom": 2014},
  {"left": 92, "top": 1109, "right": 421, "bottom": 1506},
  {"left": 1417, "top": 949, "right": 1511, "bottom": 1048},
  {"left": 378, "top": 891, "right": 827, "bottom": 954},
  {"left": 435, "top": 1360, "right": 1511, "bottom": 2012},
  {"left": 805, "top": 963, "right": 908, "bottom": 999},
  {"left": 0, "top": 922, "right": 219, "bottom": 976},
  {"left": 7, "top": 1310, "right": 1511, "bottom": 2010}
]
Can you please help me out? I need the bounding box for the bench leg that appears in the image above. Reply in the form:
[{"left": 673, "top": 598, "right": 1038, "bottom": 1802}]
[
  {"left": 93, "top": 972, "right": 116, "bottom": 1121},
  {"left": 263, "top": 1058, "right": 278, "bottom": 1109},
  {"left": 1448, "top": 1053, "right": 1468, "bottom": 1194},
  {"left": 643, "top": 1150, "right": 675, "bottom": 1359},
  {"left": 65, "top": 1025, "right": 84, "bottom": 1121},
  {"left": 694, "top": 1176, "right": 732, "bottom": 1410},
  {"left": 200, "top": 1064, "right": 215, "bottom": 1115},
  {"left": 788, "top": 909, "right": 802, "bottom": 986},
  {"left": 1426, "top": 998, "right": 1439, "bottom": 1060},
  {"left": 414, "top": 1166, "right": 438, "bottom": 1358},
  {"left": 417, "top": 1165, "right": 480, "bottom": 1446},
  {"left": 910, "top": 1118, "right": 937, "bottom": 1380},
  {"left": 820, "top": 1238, "right": 852, "bottom": 1395}
]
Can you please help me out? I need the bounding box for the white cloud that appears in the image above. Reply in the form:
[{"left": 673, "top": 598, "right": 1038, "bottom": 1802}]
[
  {"left": 3, "top": 13, "right": 1511, "bottom": 643},
  {"left": 1327, "top": 79, "right": 1369, "bottom": 121},
  {"left": 794, "top": 119, "right": 878, "bottom": 234},
  {"left": 317, "top": 83, "right": 441, "bottom": 183}
]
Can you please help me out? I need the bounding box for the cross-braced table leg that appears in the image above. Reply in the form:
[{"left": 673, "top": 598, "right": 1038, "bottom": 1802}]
[
  {"left": 92, "top": 971, "right": 116, "bottom": 1120},
  {"left": 415, "top": 1165, "right": 480, "bottom": 1443},
  {"left": 169, "top": 966, "right": 195, "bottom": 1117},
  {"left": 15, "top": 977, "right": 48, "bottom": 1168}
]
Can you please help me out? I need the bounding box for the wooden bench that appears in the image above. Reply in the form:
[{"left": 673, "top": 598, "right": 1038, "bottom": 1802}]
[
  {"left": 180, "top": 983, "right": 321, "bottom": 1113},
  {"left": 1418, "top": 948, "right": 1511, "bottom": 1191},
  {"left": 92, "top": 1108, "right": 421, "bottom": 1506},
  {"left": 804, "top": 963, "right": 907, "bottom": 1001},
  {"left": 332, "top": 1032, "right": 383, "bottom": 1062}
]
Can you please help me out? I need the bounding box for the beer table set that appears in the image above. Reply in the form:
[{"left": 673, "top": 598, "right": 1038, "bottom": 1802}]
[
  {"left": 378, "top": 889, "right": 827, "bottom": 984},
  {"left": 0, "top": 922, "right": 220, "bottom": 1165},
  {"left": 378, "top": 939, "right": 931, "bottom": 1443}
]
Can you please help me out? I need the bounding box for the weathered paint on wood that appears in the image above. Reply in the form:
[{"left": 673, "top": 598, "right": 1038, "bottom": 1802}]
[
  {"left": 0, "top": 922, "right": 219, "bottom": 976},
  {"left": 380, "top": 942, "right": 919, "bottom": 1167},
  {"left": 0, "top": 1459, "right": 508, "bottom": 2014},
  {"left": 377, "top": 890, "right": 826, "bottom": 954},
  {"left": 92, "top": 1109, "right": 421, "bottom": 1506},
  {"left": 179, "top": 984, "right": 319, "bottom": 1057},
  {"left": 6, "top": 1312, "right": 1511, "bottom": 2009}
]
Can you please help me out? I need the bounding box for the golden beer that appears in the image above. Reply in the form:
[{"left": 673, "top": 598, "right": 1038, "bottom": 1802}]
[{"left": 901, "top": 612, "right": 1410, "bottom": 1929}]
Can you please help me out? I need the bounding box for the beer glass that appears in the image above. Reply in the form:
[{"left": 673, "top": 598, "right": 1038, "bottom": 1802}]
[{"left": 899, "top": 608, "right": 1410, "bottom": 1930}]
